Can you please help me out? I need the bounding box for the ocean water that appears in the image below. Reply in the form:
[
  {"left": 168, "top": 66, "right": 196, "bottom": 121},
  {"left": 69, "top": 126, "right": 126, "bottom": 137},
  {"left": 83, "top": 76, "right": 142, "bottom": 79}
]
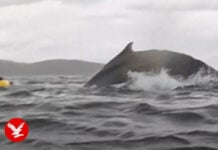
[{"left": 0, "top": 71, "right": 218, "bottom": 150}]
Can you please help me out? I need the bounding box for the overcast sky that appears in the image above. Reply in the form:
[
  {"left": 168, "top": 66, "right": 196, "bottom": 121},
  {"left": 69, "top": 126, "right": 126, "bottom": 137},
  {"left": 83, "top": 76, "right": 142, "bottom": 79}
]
[{"left": 0, "top": 0, "right": 218, "bottom": 69}]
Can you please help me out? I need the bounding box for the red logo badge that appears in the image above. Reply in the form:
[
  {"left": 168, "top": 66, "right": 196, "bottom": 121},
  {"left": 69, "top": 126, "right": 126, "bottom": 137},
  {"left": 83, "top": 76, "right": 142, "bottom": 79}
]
[{"left": 4, "top": 118, "right": 29, "bottom": 142}]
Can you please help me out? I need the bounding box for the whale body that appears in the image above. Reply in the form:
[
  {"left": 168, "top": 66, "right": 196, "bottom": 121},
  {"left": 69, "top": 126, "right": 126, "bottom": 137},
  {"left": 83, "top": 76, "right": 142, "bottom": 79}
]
[{"left": 85, "top": 42, "right": 217, "bottom": 87}]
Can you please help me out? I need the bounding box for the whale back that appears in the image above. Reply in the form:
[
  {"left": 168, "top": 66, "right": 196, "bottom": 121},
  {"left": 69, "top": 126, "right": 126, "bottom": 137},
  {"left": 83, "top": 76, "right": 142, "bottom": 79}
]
[
  {"left": 132, "top": 50, "right": 216, "bottom": 78},
  {"left": 85, "top": 43, "right": 217, "bottom": 87}
]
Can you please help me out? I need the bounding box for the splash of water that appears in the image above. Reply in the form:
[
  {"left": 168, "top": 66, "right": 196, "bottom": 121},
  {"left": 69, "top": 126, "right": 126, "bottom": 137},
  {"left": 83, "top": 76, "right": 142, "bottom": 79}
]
[
  {"left": 184, "top": 69, "right": 217, "bottom": 86},
  {"left": 126, "top": 69, "right": 180, "bottom": 91},
  {"left": 125, "top": 69, "right": 217, "bottom": 92}
]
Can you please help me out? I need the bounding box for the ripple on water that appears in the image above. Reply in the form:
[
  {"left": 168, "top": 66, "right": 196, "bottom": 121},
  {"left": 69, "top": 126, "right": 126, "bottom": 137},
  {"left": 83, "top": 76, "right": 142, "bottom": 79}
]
[
  {"left": 1, "top": 76, "right": 218, "bottom": 150},
  {"left": 4, "top": 90, "right": 33, "bottom": 98},
  {"left": 162, "top": 111, "right": 206, "bottom": 124}
]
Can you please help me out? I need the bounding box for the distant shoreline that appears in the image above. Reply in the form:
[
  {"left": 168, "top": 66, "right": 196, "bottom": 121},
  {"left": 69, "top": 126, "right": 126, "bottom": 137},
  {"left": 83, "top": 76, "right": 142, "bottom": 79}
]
[{"left": 0, "top": 59, "right": 103, "bottom": 76}]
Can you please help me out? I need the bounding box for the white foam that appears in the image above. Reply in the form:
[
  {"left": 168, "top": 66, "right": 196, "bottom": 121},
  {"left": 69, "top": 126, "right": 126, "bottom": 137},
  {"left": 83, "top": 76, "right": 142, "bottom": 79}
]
[
  {"left": 183, "top": 70, "right": 217, "bottom": 86},
  {"left": 124, "top": 69, "right": 217, "bottom": 92}
]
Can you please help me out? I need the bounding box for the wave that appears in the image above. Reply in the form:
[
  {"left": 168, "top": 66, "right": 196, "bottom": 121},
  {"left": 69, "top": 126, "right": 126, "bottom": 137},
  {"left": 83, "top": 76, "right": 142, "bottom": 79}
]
[
  {"left": 66, "top": 135, "right": 190, "bottom": 149},
  {"left": 171, "top": 146, "right": 218, "bottom": 150},
  {"left": 4, "top": 90, "right": 33, "bottom": 97}
]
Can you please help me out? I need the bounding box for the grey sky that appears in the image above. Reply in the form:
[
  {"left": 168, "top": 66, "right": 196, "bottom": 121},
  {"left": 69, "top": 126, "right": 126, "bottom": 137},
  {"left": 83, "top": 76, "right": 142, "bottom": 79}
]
[{"left": 0, "top": 0, "right": 218, "bottom": 69}]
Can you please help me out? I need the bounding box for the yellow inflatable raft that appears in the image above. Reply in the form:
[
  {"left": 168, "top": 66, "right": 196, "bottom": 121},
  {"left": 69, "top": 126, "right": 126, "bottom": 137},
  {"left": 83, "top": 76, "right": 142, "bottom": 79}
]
[{"left": 0, "top": 80, "right": 11, "bottom": 88}]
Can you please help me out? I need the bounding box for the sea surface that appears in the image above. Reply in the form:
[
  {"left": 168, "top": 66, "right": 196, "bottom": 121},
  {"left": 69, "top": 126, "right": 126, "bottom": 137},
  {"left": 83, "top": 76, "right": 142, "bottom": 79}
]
[{"left": 0, "top": 71, "right": 218, "bottom": 150}]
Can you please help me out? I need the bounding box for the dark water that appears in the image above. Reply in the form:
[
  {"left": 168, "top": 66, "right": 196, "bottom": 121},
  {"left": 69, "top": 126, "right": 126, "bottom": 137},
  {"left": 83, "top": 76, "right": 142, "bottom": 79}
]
[{"left": 0, "top": 73, "right": 218, "bottom": 150}]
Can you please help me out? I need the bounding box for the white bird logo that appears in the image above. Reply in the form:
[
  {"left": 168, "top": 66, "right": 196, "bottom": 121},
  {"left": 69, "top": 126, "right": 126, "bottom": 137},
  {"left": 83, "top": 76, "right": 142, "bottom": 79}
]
[{"left": 7, "top": 122, "right": 25, "bottom": 138}]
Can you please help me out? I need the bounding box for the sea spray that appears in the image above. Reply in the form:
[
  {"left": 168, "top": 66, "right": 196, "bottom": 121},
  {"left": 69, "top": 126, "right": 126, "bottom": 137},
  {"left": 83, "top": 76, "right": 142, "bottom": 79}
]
[
  {"left": 126, "top": 69, "right": 181, "bottom": 91},
  {"left": 125, "top": 69, "right": 217, "bottom": 92}
]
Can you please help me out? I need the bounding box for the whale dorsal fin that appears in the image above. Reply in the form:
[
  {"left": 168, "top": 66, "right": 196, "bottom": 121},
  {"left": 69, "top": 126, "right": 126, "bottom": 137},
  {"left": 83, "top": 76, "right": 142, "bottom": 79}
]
[
  {"left": 103, "top": 42, "right": 134, "bottom": 69},
  {"left": 115, "top": 42, "right": 133, "bottom": 58},
  {"left": 122, "top": 42, "right": 133, "bottom": 53}
]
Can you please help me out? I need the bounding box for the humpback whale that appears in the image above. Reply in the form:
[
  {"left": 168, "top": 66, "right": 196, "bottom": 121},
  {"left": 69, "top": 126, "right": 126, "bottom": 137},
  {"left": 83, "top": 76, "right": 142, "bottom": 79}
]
[{"left": 85, "top": 42, "right": 217, "bottom": 87}]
